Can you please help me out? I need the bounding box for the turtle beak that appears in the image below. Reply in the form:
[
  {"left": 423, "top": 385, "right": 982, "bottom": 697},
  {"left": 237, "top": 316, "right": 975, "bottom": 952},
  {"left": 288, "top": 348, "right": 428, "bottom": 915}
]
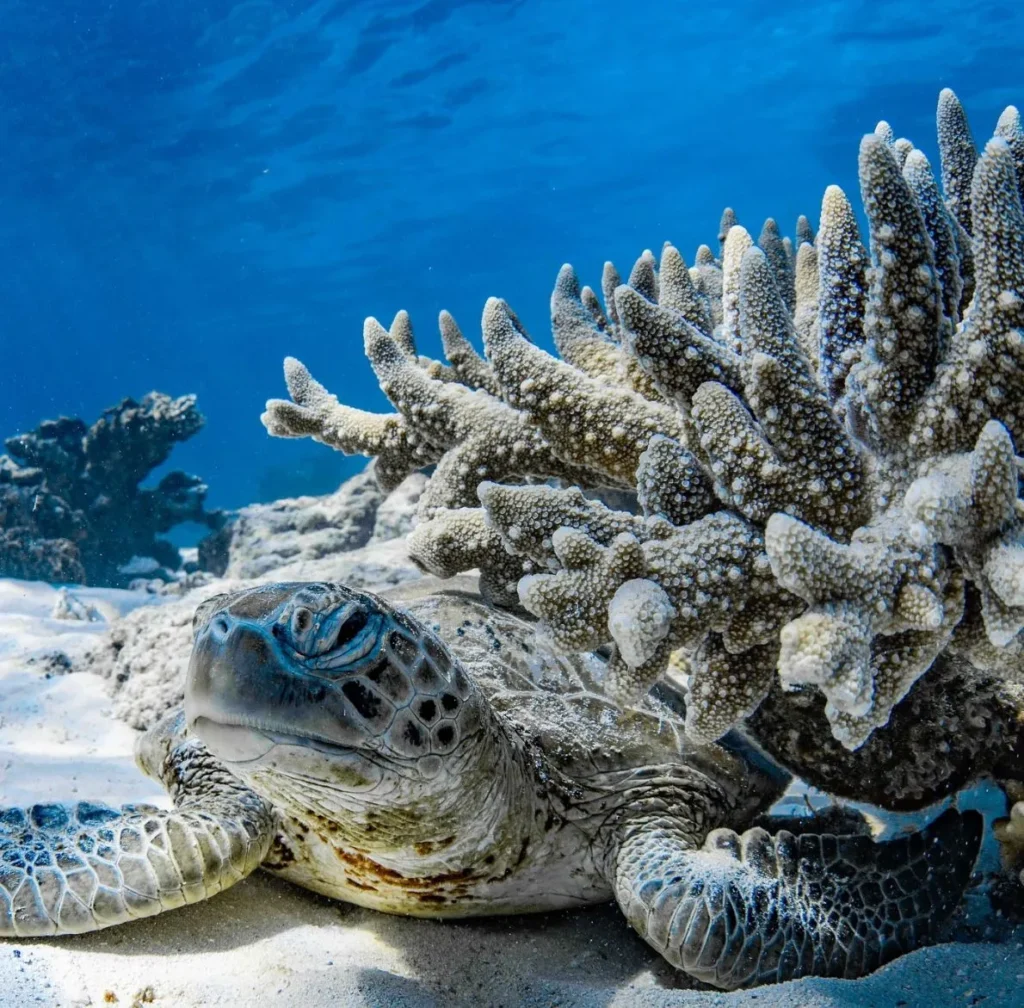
[
  {"left": 187, "top": 613, "right": 272, "bottom": 726},
  {"left": 186, "top": 612, "right": 279, "bottom": 761}
]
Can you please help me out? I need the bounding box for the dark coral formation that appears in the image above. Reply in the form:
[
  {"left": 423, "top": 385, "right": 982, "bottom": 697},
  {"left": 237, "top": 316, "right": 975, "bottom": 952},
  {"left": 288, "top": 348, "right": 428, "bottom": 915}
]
[
  {"left": 0, "top": 393, "right": 225, "bottom": 586},
  {"left": 264, "top": 89, "right": 1024, "bottom": 756}
]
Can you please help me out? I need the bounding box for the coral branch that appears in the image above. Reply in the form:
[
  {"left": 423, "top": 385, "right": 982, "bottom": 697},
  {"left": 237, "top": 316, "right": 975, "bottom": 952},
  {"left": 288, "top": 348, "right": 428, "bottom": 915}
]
[
  {"left": 937, "top": 88, "right": 978, "bottom": 235},
  {"left": 846, "top": 134, "right": 944, "bottom": 453},
  {"left": 262, "top": 357, "right": 433, "bottom": 492},
  {"left": 482, "top": 297, "right": 684, "bottom": 487},
  {"left": 816, "top": 185, "right": 869, "bottom": 401}
]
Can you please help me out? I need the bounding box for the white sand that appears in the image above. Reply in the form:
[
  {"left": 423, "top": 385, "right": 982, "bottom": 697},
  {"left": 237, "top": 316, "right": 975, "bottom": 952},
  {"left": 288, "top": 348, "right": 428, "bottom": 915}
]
[{"left": 1, "top": 577, "right": 1022, "bottom": 1007}]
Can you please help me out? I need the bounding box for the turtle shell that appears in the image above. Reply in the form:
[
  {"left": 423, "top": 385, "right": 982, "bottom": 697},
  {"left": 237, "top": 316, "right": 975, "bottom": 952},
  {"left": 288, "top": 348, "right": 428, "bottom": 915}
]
[{"left": 385, "top": 578, "right": 741, "bottom": 784}]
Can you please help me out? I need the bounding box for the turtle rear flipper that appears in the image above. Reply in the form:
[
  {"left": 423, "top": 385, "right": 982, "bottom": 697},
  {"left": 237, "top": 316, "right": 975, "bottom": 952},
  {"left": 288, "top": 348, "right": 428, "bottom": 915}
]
[
  {"left": 0, "top": 738, "right": 274, "bottom": 937},
  {"left": 614, "top": 807, "right": 982, "bottom": 990}
]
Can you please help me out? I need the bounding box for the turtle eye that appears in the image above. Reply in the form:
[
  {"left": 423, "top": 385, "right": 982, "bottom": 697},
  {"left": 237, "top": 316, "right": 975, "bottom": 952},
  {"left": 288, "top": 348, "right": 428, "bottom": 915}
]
[
  {"left": 290, "top": 607, "right": 314, "bottom": 636},
  {"left": 328, "top": 607, "right": 368, "bottom": 651}
]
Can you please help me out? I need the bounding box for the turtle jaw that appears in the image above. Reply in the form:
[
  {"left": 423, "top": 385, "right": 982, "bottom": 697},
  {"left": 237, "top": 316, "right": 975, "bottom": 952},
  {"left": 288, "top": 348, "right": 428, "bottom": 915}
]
[
  {"left": 188, "top": 713, "right": 386, "bottom": 792},
  {"left": 188, "top": 717, "right": 277, "bottom": 763},
  {"left": 189, "top": 717, "right": 388, "bottom": 799},
  {"left": 189, "top": 716, "right": 371, "bottom": 765}
]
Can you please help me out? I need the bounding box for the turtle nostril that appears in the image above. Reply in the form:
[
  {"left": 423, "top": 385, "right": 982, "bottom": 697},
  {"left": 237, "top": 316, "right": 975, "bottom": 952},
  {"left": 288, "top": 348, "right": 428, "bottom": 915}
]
[{"left": 210, "top": 616, "right": 231, "bottom": 640}]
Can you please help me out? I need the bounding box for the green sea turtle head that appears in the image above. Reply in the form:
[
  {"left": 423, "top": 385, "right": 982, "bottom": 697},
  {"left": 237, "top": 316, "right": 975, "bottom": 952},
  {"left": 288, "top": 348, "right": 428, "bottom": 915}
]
[{"left": 185, "top": 583, "right": 484, "bottom": 801}]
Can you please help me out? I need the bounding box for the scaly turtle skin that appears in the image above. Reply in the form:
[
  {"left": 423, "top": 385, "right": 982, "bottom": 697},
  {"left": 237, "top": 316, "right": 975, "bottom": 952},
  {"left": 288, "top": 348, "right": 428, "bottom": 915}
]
[{"left": 0, "top": 581, "right": 983, "bottom": 990}]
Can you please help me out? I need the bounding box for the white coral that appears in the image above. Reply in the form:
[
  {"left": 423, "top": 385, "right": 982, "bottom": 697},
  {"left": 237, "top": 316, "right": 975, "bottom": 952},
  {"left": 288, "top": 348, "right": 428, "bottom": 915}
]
[{"left": 607, "top": 578, "right": 676, "bottom": 668}]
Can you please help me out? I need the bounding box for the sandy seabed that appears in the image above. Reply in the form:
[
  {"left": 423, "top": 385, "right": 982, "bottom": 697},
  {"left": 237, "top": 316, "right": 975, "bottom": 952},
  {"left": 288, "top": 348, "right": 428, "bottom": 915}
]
[{"left": 1, "top": 578, "right": 1022, "bottom": 1008}]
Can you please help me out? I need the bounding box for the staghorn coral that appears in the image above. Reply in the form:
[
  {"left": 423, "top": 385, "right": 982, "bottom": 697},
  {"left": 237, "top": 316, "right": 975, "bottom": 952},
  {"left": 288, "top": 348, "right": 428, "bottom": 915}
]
[
  {"left": 691, "top": 244, "right": 724, "bottom": 327},
  {"left": 937, "top": 88, "right": 978, "bottom": 236},
  {"left": 815, "top": 184, "right": 869, "bottom": 400},
  {"left": 690, "top": 243, "right": 870, "bottom": 538},
  {"left": 905, "top": 137, "right": 1024, "bottom": 461},
  {"left": 720, "top": 224, "right": 754, "bottom": 353},
  {"left": 996, "top": 105, "right": 1024, "bottom": 209},
  {"left": 407, "top": 506, "right": 526, "bottom": 607},
  {"left": 635, "top": 434, "right": 717, "bottom": 526},
  {"left": 844, "top": 133, "right": 946, "bottom": 461},
  {"left": 766, "top": 511, "right": 965, "bottom": 746},
  {"left": 264, "top": 89, "right": 1024, "bottom": 752},
  {"left": 438, "top": 310, "right": 502, "bottom": 397},
  {"left": 613, "top": 282, "right": 741, "bottom": 412},
  {"left": 904, "top": 420, "right": 1024, "bottom": 647},
  {"left": 481, "top": 298, "right": 686, "bottom": 487},
  {"left": 795, "top": 214, "right": 816, "bottom": 248},
  {"left": 758, "top": 218, "right": 795, "bottom": 313},
  {"left": 0, "top": 393, "right": 224, "bottom": 587},
  {"left": 550, "top": 263, "right": 624, "bottom": 382},
  {"left": 793, "top": 240, "right": 819, "bottom": 365},
  {"left": 265, "top": 317, "right": 609, "bottom": 521},
  {"left": 263, "top": 356, "right": 439, "bottom": 493}
]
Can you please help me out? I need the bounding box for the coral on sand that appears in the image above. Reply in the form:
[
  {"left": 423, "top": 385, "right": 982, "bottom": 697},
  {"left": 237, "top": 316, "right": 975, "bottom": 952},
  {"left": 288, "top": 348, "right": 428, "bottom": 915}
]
[
  {"left": 0, "top": 528, "right": 84, "bottom": 584},
  {"left": 0, "top": 394, "right": 225, "bottom": 587},
  {"left": 265, "top": 89, "right": 1024, "bottom": 752}
]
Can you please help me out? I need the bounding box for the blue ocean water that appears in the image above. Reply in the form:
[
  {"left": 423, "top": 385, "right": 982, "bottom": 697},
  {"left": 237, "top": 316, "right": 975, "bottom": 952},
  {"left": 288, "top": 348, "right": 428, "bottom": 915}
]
[{"left": 2, "top": 0, "right": 1022, "bottom": 515}]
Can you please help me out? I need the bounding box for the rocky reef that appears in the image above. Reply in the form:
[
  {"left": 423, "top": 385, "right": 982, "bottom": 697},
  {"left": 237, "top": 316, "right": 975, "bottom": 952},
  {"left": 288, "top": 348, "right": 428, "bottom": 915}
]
[
  {"left": 0, "top": 392, "right": 225, "bottom": 587},
  {"left": 198, "top": 465, "right": 426, "bottom": 578},
  {"left": 264, "top": 89, "right": 1024, "bottom": 762}
]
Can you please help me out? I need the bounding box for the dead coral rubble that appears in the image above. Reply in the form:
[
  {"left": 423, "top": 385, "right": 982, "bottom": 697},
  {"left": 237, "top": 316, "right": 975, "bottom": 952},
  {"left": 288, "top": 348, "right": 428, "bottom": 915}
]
[
  {"left": 265, "top": 89, "right": 1024, "bottom": 753},
  {"left": 0, "top": 393, "right": 225, "bottom": 586}
]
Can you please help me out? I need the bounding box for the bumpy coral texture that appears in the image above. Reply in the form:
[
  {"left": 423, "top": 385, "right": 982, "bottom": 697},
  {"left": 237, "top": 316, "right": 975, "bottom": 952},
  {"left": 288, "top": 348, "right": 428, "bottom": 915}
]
[{"left": 264, "top": 89, "right": 1024, "bottom": 752}]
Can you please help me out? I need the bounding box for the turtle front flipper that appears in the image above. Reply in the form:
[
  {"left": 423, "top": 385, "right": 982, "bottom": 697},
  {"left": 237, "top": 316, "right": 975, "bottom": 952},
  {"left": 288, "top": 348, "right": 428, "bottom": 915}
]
[
  {"left": 612, "top": 807, "right": 982, "bottom": 990},
  {"left": 0, "top": 715, "right": 275, "bottom": 937}
]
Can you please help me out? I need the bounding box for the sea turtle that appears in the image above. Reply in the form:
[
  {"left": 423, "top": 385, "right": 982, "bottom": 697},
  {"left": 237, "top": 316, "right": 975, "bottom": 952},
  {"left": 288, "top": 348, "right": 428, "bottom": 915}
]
[{"left": 0, "top": 580, "right": 984, "bottom": 990}]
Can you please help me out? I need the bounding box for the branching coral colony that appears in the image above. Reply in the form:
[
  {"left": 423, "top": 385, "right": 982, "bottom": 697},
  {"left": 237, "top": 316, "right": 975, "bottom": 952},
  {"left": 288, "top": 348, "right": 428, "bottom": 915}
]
[{"left": 265, "top": 90, "right": 1024, "bottom": 776}]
